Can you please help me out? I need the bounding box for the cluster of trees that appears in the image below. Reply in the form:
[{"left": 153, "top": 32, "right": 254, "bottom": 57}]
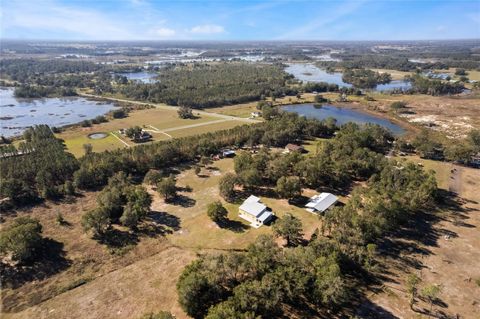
[
  {"left": 118, "top": 63, "right": 294, "bottom": 108},
  {"left": 0, "top": 125, "right": 79, "bottom": 208},
  {"left": 342, "top": 69, "right": 392, "bottom": 89},
  {"left": 0, "top": 217, "right": 44, "bottom": 264},
  {"left": 0, "top": 59, "right": 103, "bottom": 83},
  {"left": 413, "top": 129, "right": 480, "bottom": 164},
  {"left": 177, "top": 234, "right": 349, "bottom": 318},
  {"left": 177, "top": 106, "right": 194, "bottom": 119},
  {"left": 14, "top": 85, "right": 78, "bottom": 98},
  {"left": 323, "top": 161, "right": 437, "bottom": 261},
  {"left": 407, "top": 74, "right": 465, "bottom": 95},
  {"left": 82, "top": 172, "right": 152, "bottom": 237},
  {"left": 177, "top": 123, "right": 438, "bottom": 318},
  {"left": 73, "top": 113, "right": 333, "bottom": 192},
  {"left": 219, "top": 123, "right": 394, "bottom": 204}
]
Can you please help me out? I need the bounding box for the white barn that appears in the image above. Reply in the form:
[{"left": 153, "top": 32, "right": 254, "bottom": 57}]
[{"left": 305, "top": 193, "right": 338, "bottom": 214}]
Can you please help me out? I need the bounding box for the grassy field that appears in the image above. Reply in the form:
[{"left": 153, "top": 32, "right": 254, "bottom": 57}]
[{"left": 56, "top": 107, "right": 249, "bottom": 157}]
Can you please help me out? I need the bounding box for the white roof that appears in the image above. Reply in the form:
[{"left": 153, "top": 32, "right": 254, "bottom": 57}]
[
  {"left": 257, "top": 210, "right": 273, "bottom": 223},
  {"left": 240, "top": 195, "right": 267, "bottom": 217},
  {"left": 305, "top": 193, "right": 338, "bottom": 213}
]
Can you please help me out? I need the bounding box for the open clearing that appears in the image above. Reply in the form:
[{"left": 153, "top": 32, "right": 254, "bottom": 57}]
[
  {"left": 56, "top": 106, "right": 251, "bottom": 157},
  {"left": 1, "top": 157, "right": 330, "bottom": 319}
]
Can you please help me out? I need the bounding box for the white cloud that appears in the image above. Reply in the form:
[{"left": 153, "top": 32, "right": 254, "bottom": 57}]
[
  {"left": 153, "top": 27, "right": 176, "bottom": 37},
  {"left": 190, "top": 24, "right": 225, "bottom": 34}
]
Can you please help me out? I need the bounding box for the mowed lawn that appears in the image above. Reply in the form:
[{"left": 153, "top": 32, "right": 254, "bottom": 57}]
[
  {"left": 150, "top": 158, "right": 325, "bottom": 251},
  {"left": 56, "top": 107, "right": 247, "bottom": 157}
]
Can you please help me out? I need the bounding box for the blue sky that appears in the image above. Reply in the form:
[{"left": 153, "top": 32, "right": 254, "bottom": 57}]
[{"left": 1, "top": 0, "right": 479, "bottom": 41}]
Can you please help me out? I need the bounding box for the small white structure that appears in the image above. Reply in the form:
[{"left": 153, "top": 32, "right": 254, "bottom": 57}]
[
  {"left": 239, "top": 195, "right": 273, "bottom": 228},
  {"left": 251, "top": 111, "right": 262, "bottom": 118},
  {"left": 305, "top": 193, "right": 338, "bottom": 214}
]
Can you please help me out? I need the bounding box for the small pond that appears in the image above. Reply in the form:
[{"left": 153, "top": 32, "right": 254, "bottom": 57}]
[
  {"left": 0, "top": 87, "right": 118, "bottom": 137},
  {"left": 285, "top": 63, "right": 351, "bottom": 87},
  {"left": 88, "top": 132, "right": 108, "bottom": 139},
  {"left": 115, "top": 71, "right": 159, "bottom": 83},
  {"left": 281, "top": 103, "right": 405, "bottom": 135}
]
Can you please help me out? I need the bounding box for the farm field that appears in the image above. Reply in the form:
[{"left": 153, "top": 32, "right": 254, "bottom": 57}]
[{"left": 56, "top": 106, "right": 252, "bottom": 157}]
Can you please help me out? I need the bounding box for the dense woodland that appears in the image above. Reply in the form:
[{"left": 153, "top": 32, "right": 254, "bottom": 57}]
[
  {"left": 119, "top": 63, "right": 295, "bottom": 108},
  {"left": 341, "top": 68, "right": 391, "bottom": 88}
]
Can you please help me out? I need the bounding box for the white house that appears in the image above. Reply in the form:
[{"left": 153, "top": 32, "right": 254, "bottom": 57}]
[
  {"left": 239, "top": 195, "right": 273, "bottom": 228},
  {"left": 305, "top": 193, "right": 338, "bottom": 214}
]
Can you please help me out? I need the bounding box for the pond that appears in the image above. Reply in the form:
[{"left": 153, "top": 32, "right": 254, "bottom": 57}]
[
  {"left": 281, "top": 103, "right": 406, "bottom": 135},
  {"left": 285, "top": 63, "right": 351, "bottom": 87},
  {"left": 115, "top": 71, "right": 159, "bottom": 83},
  {"left": 88, "top": 132, "right": 108, "bottom": 139},
  {"left": 285, "top": 63, "right": 412, "bottom": 92},
  {"left": 0, "top": 87, "right": 118, "bottom": 137}
]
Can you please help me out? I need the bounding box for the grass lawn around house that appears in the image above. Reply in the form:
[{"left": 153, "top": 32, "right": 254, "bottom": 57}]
[{"left": 150, "top": 158, "right": 326, "bottom": 250}]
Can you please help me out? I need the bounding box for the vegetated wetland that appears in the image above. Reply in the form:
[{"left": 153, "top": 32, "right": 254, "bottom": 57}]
[
  {"left": 0, "top": 87, "right": 118, "bottom": 137},
  {"left": 0, "top": 37, "right": 479, "bottom": 319}
]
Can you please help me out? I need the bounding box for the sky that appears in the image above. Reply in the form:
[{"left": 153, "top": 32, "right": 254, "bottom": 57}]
[{"left": 1, "top": 0, "right": 479, "bottom": 41}]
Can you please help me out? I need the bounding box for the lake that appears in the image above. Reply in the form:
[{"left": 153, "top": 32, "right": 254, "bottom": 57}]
[
  {"left": 0, "top": 87, "right": 118, "bottom": 137},
  {"left": 285, "top": 63, "right": 412, "bottom": 92},
  {"left": 285, "top": 63, "right": 351, "bottom": 87},
  {"left": 281, "top": 103, "right": 405, "bottom": 135},
  {"left": 115, "top": 71, "right": 159, "bottom": 83}
]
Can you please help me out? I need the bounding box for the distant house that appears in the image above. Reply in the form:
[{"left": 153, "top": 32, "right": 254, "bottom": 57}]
[
  {"left": 221, "top": 149, "right": 236, "bottom": 158},
  {"left": 284, "top": 143, "right": 305, "bottom": 153},
  {"left": 239, "top": 195, "right": 273, "bottom": 228},
  {"left": 305, "top": 193, "right": 338, "bottom": 214},
  {"left": 132, "top": 130, "right": 152, "bottom": 143}
]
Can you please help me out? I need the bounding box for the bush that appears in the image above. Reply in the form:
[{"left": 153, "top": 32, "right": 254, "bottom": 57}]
[
  {"left": 0, "top": 217, "right": 43, "bottom": 263},
  {"left": 207, "top": 201, "right": 228, "bottom": 223},
  {"left": 390, "top": 101, "right": 407, "bottom": 111}
]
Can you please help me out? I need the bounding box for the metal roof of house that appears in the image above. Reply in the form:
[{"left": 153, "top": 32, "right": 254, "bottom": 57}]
[
  {"left": 257, "top": 210, "right": 273, "bottom": 223},
  {"left": 240, "top": 195, "right": 267, "bottom": 217},
  {"left": 305, "top": 193, "right": 338, "bottom": 213}
]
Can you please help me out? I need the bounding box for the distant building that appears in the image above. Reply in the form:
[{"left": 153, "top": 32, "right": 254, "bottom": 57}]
[
  {"left": 221, "top": 149, "right": 236, "bottom": 158},
  {"left": 305, "top": 193, "right": 338, "bottom": 214},
  {"left": 132, "top": 130, "right": 152, "bottom": 143},
  {"left": 239, "top": 195, "right": 273, "bottom": 228},
  {"left": 284, "top": 143, "right": 305, "bottom": 153}
]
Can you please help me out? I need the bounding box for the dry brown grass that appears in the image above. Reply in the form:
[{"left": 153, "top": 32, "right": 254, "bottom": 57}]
[{"left": 364, "top": 164, "right": 480, "bottom": 318}]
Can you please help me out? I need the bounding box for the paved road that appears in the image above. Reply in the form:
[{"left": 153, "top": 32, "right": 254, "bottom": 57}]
[{"left": 78, "top": 93, "right": 261, "bottom": 123}]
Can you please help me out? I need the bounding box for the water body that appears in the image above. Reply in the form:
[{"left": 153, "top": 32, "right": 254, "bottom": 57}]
[
  {"left": 282, "top": 103, "right": 405, "bottom": 135},
  {"left": 285, "top": 63, "right": 351, "bottom": 87},
  {"left": 0, "top": 87, "right": 117, "bottom": 137},
  {"left": 286, "top": 63, "right": 412, "bottom": 92},
  {"left": 116, "top": 71, "right": 159, "bottom": 83},
  {"left": 375, "top": 80, "right": 412, "bottom": 92}
]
